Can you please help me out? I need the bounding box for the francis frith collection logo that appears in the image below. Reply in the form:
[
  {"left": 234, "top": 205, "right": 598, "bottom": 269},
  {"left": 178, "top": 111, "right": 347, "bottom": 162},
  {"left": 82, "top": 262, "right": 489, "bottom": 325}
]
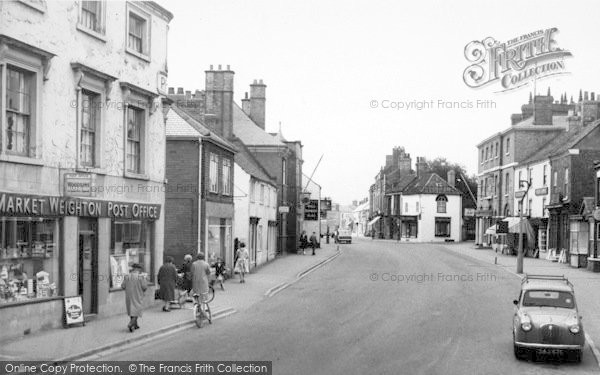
[{"left": 463, "top": 28, "right": 572, "bottom": 92}]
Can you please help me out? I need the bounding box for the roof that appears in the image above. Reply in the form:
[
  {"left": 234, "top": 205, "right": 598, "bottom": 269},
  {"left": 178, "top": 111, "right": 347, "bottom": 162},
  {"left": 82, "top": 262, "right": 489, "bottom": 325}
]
[
  {"left": 522, "top": 280, "right": 573, "bottom": 293},
  {"left": 520, "top": 120, "right": 600, "bottom": 165},
  {"left": 168, "top": 105, "right": 237, "bottom": 152},
  {"left": 387, "top": 173, "right": 417, "bottom": 194},
  {"left": 402, "top": 173, "right": 462, "bottom": 195},
  {"left": 353, "top": 201, "right": 370, "bottom": 212},
  {"left": 165, "top": 107, "right": 202, "bottom": 138},
  {"left": 230, "top": 137, "right": 276, "bottom": 185},
  {"left": 476, "top": 115, "right": 568, "bottom": 147},
  {"left": 233, "top": 103, "right": 285, "bottom": 147}
]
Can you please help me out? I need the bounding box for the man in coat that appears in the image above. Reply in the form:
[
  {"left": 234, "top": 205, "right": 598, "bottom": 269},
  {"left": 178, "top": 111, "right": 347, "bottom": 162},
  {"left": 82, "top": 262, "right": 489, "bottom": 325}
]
[
  {"left": 157, "top": 256, "right": 177, "bottom": 312},
  {"left": 191, "top": 252, "right": 211, "bottom": 302},
  {"left": 122, "top": 263, "right": 147, "bottom": 332},
  {"left": 310, "top": 232, "right": 318, "bottom": 256}
]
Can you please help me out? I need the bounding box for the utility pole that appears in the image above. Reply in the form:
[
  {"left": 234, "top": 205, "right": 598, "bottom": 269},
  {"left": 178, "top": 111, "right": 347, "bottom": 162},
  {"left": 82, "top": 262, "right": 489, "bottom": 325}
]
[{"left": 517, "top": 180, "right": 532, "bottom": 274}]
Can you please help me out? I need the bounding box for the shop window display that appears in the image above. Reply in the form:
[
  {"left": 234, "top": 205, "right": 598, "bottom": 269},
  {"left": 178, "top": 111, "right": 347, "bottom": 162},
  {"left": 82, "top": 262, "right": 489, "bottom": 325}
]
[
  {"left": 109, "top": 220, "right": 152, "bottom": 288},
  {"left": 207, "top": 218, "right": 231, "bottom": 265},
  {"left": 0, "top": 217, "right": 59, "bottom": 304}
]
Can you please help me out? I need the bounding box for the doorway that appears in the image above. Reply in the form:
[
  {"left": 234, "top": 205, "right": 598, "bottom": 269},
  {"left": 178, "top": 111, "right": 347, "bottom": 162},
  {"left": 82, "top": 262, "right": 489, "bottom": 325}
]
[{"left": 78, "top": 218, "right": 98, "bottom": 315}]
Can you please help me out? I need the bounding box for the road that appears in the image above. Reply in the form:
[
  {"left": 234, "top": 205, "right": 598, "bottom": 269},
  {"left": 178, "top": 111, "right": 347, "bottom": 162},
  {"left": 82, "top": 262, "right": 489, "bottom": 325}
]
[{"left": 103, "top": 238, "right": 599, "bottom": 374}]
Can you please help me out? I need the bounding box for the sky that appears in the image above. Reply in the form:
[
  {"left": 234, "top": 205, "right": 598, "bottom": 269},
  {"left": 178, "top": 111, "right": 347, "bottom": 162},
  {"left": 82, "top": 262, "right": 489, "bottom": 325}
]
[{"left": 158, "top": 0, "right": 600, "bottom": 205}]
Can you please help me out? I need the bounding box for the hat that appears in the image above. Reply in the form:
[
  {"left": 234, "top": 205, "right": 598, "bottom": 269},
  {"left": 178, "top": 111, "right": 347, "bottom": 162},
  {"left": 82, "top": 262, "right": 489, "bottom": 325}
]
[{"left": 131, "top": 263, "right": 143, "bottom": 270}]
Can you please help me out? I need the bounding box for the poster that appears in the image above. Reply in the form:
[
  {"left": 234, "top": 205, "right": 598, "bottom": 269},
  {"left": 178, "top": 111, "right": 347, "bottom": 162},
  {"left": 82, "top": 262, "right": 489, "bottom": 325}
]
[{"left": 64, "top": 296, "right": 84, "bottom": 326}]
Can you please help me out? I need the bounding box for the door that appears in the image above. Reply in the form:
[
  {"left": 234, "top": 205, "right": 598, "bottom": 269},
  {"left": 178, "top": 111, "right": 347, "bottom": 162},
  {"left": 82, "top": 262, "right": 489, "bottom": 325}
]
[{"left": 78, "top": 219, "right": 98, "bottom": 315}]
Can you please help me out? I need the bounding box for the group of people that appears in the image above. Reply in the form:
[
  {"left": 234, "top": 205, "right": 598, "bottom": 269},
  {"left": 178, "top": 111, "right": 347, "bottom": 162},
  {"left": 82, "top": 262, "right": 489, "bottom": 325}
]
[
  {"left": 121, "top": 242, "right": 251, "bottom": 332},
  {"left": 299, "top": 231, "right": 318, "bottom": 255}
]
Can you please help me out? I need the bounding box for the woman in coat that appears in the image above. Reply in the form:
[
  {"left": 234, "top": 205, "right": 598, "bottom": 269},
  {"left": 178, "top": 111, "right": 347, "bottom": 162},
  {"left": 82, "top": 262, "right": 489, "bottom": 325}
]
[
  {"left": 157, "top": 256, "right": 177, "bottom": 312},
  {"left": 234, "top": 243, "right": 250, "bottom": 283},
  {"left": 121, "top": 263, "right": 147, "bottom": 332}
]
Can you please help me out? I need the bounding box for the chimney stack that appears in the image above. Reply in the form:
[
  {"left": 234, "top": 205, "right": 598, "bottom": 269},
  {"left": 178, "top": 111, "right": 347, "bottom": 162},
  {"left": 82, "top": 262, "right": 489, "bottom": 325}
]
[
  {"left": 249, "top": 79, "right": 267, "bottom": 129},
  {"left": 205, "top": 65, "right": 235, "bottom": 138},
  {"left": 447, "top": 170, "right": 456, "bottom": 188},
  {"left": 177, "top": 87, "right": 184, "bottom": 94},
  {"left": 241, "top": 92, "right": 251, "bottom": 116},
  {"left": 168, "top": 87, "right": 174, "bottom": 95},
  {"left": 533, "top": 95, "right": 553, "bottom": 125},
  {"left": 185, "top": 90, "right": 191, "bottom": 101},
  {"left": 416, "top": 157, "right": 428, "bottom": 177}
]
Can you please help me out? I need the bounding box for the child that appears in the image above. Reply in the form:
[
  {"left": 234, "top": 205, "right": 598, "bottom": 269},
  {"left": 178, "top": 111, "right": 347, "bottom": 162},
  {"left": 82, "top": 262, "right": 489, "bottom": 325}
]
[{"left": 214, "top": 257, "right": 226, "bottom": 291}]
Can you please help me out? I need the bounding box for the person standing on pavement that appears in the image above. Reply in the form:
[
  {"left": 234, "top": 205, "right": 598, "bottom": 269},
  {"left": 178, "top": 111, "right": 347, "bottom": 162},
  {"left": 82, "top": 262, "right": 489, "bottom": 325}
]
[
  {"left": 191, "top": 252, "right": 211, "bottom": 299},
  {"left": 214, "top": 257, "right": 226, "bottom": 291},
  {"left": 122, "top": 263, "right": 147, "bottom": 332},
  {"left": 300, "top": 230, "right": 308, "bottom": 255},
  {"left": 310, "top": 232, "right": 318, "bottom": 256},
  {"left": 235, "top": 243, "right": 250, "bottom": 283},
  {"left": 157, "top": 256, "right": 177, "bottom": 312},
  {"left": 179, "top": 254, "right": 193, "bottom": 295}
]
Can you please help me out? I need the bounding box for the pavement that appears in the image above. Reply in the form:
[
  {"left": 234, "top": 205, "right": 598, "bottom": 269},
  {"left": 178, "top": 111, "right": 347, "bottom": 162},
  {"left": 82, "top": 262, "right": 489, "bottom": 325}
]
[
  {"left": 0, "top": 243, "right": 341, "bottom": 362},
  {"left": 436, "top": 241, "right": 600, "bottom": 368}
]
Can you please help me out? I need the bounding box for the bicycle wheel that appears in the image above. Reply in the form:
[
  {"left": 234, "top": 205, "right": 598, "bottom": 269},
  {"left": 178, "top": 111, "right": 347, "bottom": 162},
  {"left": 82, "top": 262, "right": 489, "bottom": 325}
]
[
  {"left": 206, "top": 286, "right": 215, "bottom": 303},
  {"left": 194, "top": 303, "right": 203, "bottom": 328}
]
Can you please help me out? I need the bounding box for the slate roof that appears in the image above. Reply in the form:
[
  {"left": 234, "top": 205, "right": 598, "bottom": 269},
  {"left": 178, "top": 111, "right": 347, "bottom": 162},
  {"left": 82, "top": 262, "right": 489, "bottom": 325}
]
[
  {"left": 387, "top": 173, "right": 417, "bottom": 194},
  {"left": 167, "top": 105, "right": 236, "bottom": 152},
  {"left": 402, "top": 173, "right": 462, "bottom": 195},
  {"left": 521, "top": 120, "right": 600, "bottom": 165},
  {"left": 233, "top": 103, "right": 285, "bottom": 147},
  {"left": 230, "top": 137, "right": 276, "bottom": 185},
  {"left": 165, "top": 107, "right": 203, "bottom": 138}
]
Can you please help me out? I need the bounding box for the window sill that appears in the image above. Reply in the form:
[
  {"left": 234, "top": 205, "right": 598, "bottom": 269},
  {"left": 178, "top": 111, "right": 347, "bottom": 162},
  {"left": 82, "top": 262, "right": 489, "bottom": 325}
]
[
  {"left": 0, "top": 296, "right": 63, "bottom": 309},
  {"left": 124, "top": 171, "right": 150, "bottom": 181},
  {"left": 76, "top": 24, "right": 107, "bottom": 42},
  {"left": 0, "top": 154, "right": 45, "bottom": 166},
  {"left": 126, "top": 48, "right": 151, "bottom": 63},
  {"left": 76, "top": 167, "right": 107, "bottom": 175}
]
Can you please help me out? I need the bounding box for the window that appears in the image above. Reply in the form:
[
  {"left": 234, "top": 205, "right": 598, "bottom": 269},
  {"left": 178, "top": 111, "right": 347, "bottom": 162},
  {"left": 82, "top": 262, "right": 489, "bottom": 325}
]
[
  {"left": 518, "top": 200, "right": 523, "bottom": 214},
  {"left": 485, "top": 147, "right": 489, "bottom": 161},
  {"left": 542, "top": 197, "right": 547, "bottom": 216},
  {"left": 416, "top": 202, "right": 419, "bottom": 212},
  {"left": 126, "top": 107, "right": 143, "bottom": 173},
  {"left": 78, "top": 1, "right": 105, "bottom": 36},
  {"left": 480, "top": 149, "right": 484, "bottom": 164},
  {"left": 435, "top": 217, "right": 451, "bottom": 237},
  {"left": 506, "top": 138, "right": 510, "bottom": 155},
  {"left": 564, "top": 168, "right": 569, "bottom": 197},
  {"left": 543, "top": 165, "right": 548, "bottom": 186},
  {"left": 505, "top": 173, "right": 510, "bottom": 195},
  {"left": 209, "top": 153, "right": 219, "bottom": 193},
  {"left": 80, "top": 90, "right": 98, "bottom": 166},
  {"left": 222, "top": 158, "right": 231, "bottom": 196},
  {"left": 6, "top": 67, "right": 32, "bottom": 156},
  {"left": 259, "top": 184, "right": 265, "bottom": 204},
  {"left": 528, "top": 199, "right": 532, "bottom": 216},
  {"left": 110, "top": 220, "right": 152, "bottom": 288},
  {"left": 494, "top": 175, "right": 497, "bottom": 196},
  {"left": 518, "top": 171, "right": 522, "bottom": 187},
  {"left": 0, "top": 218, "right": 59, "bottom": 304},
  {"left": 404, "top": 202, "right": 408, "bottom": 213},
  {"left": 528, "top": 168, "right": 533, "bottom": 185},
  {"left": 436, "top": 195, "right": 447, "bottom": 213},
  {"left": 257, "top": 225, "right": 263, "bottom": 251},
  {"left": 126, "top": 6, "right": 150, "bottom": 59},
  {"left": 495, "top": 142, "right": 499, "bottom": 157},
  {"left": 249, "top": 181, "right": 255, "bottom": 202},
  {"left": 553, "top": 171, "right": 557, "bottom": 188},
  {"left": 282, "top": 159, "right": 287, "bottom": 185}
]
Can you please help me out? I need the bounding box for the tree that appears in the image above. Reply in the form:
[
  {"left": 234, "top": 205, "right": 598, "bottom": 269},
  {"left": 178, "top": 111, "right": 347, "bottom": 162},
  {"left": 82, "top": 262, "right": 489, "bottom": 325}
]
[{"left": 424, "top": 157, "right": 477, "bottom": 207}]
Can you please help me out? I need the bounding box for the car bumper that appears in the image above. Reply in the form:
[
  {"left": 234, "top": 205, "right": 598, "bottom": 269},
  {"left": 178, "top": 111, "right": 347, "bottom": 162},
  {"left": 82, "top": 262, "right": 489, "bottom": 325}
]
[{"left": 514, "top": 341, "right": 583, "bottom": 350}]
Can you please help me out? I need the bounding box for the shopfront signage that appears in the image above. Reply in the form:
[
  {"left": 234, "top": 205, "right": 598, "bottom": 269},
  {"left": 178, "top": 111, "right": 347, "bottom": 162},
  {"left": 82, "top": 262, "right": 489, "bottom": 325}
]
[
  {"left": 535, "top": 187, "right": 548, "bottom": 196},
  {"left": 304, "top": 199, "right": 319, "bottom": 221},
  {"left": 0, "top": 192, "right": 161, "bottom": 220},
  {"left": 278, "top": 206, "right": 290, "bottom": 213},
  {"left": 464, "top": 208, "right": 475, "bottom": 217},
  {"left": 64, "top": 296, "right": 84, "bottom": 326},
  {"left": 64, "top": 173, "right": 94, "bottom": 197}
]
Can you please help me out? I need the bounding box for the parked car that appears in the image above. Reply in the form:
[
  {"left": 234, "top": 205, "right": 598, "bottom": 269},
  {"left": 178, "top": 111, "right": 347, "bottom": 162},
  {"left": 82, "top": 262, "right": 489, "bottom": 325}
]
[
  {"left": 512, "top": 274, "right": 584, "bottom": 362},
  {"left": 337, "top": 230, "right": 352, "bottom": 244}
]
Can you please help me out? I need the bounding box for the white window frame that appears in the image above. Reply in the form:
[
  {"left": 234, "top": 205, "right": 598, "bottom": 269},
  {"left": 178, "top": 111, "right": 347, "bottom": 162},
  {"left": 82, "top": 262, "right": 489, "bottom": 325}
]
[
  {"left": 221, "top": 157, "right": 231, "bottom": 196},
  {"left": 564, "top": 168, "right": 569, "bottom": 197},
  {"left": 126, "top": 3, "right": 151, "bottom": 61},
  {"left": 0, "top": 40, "right": 47, "bottom": 165},
  {"left": 260, "top": 184, "right": 265, "bottom": 205},
  {"left": 506, "top": 138, "right": 510, "bottom": 155},
  {"left": 77, "top": 1, "right": 107, "bottom": 41},
  {"left": 209, "top": 153, "right": 219, "bottom": 193}
]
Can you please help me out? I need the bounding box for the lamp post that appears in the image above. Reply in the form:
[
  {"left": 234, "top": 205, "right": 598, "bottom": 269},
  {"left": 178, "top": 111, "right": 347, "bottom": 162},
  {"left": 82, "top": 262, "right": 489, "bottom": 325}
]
[{"left": 517, "top": 180, "right": 532, "bottom": 274}]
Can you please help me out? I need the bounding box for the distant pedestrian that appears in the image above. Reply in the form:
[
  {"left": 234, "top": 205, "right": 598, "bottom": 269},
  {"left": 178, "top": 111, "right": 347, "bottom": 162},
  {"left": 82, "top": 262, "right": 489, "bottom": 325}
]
[
  {"left": 235, "top": 243, "right": 250, "bottom": 283},
  {"left": 157, "top": 256, "right": 177, "bottom": 312},
  {"left": 191, "top": 253, "right": 211, "bottom": 299},
  {"left": 214, "top": 257, "right": 226, "bottom": 291},
  {"left": 122, "top": 263, "right": 147, "bottom": 332},
  {"left": 310, "top": 232, "right": 318, "bottom": 256},
  {"left": 179, "top": 254, "right": 193, "bottom": 294},
  {"left": 300, "top": 231, "right": 308, "bottom": 255}
]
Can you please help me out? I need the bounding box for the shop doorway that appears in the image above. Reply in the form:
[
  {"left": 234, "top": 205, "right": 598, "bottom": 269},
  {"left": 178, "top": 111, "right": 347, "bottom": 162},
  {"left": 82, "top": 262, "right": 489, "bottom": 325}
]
[{"left": 78, "top": 218, "right": 98, "bottom": 316}]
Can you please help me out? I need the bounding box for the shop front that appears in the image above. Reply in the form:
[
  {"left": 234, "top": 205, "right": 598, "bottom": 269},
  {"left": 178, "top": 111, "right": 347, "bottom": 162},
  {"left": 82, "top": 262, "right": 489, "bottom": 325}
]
[{"left": 0, "top": 192, "right": 161, "bottom": 341}]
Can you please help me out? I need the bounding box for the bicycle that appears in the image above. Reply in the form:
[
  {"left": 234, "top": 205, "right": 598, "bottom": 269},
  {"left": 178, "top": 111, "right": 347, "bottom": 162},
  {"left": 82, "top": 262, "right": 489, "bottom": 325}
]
[
  {"left": 177, "top": 285, "right": 214, "bottom": 308},
  {"left": 192, "top": 292, "right": 212, "bottom": 328}
]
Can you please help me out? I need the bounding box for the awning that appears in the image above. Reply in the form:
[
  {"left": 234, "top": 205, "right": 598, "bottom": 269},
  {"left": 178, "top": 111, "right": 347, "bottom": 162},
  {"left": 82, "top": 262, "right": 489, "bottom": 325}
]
[
  {"left": 503, "top": 217, "right": 533, "bottom": 234},
  {"left": 368, "top": 216, "right": 381, "bottom": 226},
  {"left": 485, "top": 225, "right": 497, "bottom": 235}
]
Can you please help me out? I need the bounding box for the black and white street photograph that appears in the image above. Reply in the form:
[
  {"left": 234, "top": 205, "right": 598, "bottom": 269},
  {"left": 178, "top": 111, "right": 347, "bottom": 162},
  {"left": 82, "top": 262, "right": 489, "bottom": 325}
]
[{"left": 3, "top": 1, "right": 600, "bottom": 374}]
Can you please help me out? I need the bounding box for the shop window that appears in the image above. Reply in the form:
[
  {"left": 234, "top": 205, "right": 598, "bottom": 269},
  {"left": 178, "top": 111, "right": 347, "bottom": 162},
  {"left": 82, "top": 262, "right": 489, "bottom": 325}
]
[
  {"left": 207, "top": 218, "right": 231, "bottom": 266},
  {"left": 436, "top": 195, "right": 447, "bottom": 213},
  {"left": 209, "top": 153, "right": 219, "bottom": 193},
  {"left": 109, "top": 220, "right": 151, "bottom": 289},
  {"left": 435, "top": 217, "right": 451, "bottom": 237},
  {"left": 0, "top": 217, "right": 59, "bottom": 304}
]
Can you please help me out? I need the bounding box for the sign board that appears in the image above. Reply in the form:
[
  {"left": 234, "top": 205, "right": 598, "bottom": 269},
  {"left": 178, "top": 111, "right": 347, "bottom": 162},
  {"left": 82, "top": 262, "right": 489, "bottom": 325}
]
[
  {"left": 515, "top": 191, "right": 526, "bottom": 199},
  {"left": 464, "top": 208, "right": 475, "bottom": 217},
  {"left": 535, "top": 187, "right": 548, "bottom": 196},
  {"left": 497, "top": 221, "right": 508, "bottom": 234},
  {"left": 157, "top": 72, "right": 168, "bottom": 96},
  {"left": 304, "top": 199, "right": 319, "bottom": 221},
  {"left": 278, "top": 206, "right": 289, "bottom": 214},
  {"left": 304, "top": 211, "right": 319, "bottom": 221},
  {"left": 304, "top": 199, "right": 319, "bottom": 211},
  {"left": 320, "top": 199, "right": 332, "bottom": 211},
  {"left": 593, "top": 209, "right": 600, "bottom": 221},
  {"left": 64, "top": 296, "right": 84, "bottom": 326},
  {"left": 64, "top": 173, "right": 94, "bottom": 197}
]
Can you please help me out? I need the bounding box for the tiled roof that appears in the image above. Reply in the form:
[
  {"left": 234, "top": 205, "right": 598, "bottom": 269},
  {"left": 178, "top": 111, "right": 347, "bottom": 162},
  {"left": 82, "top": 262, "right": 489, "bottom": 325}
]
[
  {"left": 230, "top": 137, "right": 276, "bottom": 185},
  {"left": 168, "top": 105, "right": 237, "bottom": 152},
  {"left": 387, "top": 173, "right": 417, "bottom": 193},
  {"left": 233, "top": 103, "right": 285, "bottom": 146},
  {"left": 402, "top": 173, "right": 461, "bottom": 195},
  {"left": 521, "top": 120, "right": 600, "bottom": 165},
  {"left": 165, "top": 108, "right": 202, "bottom": 138}
]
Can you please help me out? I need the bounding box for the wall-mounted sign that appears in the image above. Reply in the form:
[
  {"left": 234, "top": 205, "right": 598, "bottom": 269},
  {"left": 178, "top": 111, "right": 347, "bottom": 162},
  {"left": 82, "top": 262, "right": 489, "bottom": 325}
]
[
  {"left": 64, "top": 173, "right": 94, "bottom": 197},
  {"left": 535, "top": 187, "right": 548, "bottom": 196},
  {"left": 0, "top": 192, "right": 161, "bottom": 220},
  {"left": 320, "top": 199, "right": 332, "bottom": 211},
  {"left": 515, "top": 191, "right": 526, "bottom": 199},
  {"left": 157, "top": 72, "right": 168, "bottom": 96},
  {"left": 304, "top": 211, "right": 319, "bottom": 221},
  {"left": 64, "top": 296, "right": 84, "bottom": 326},
  {"left": 278, "top": 206, "right": 289, "bottom": 213},
  {"left": 464, "top": 208, "right": 475, "bottom": 217},
  {"left": 304, "top": 199, "right": 319, "bottom": 221}
]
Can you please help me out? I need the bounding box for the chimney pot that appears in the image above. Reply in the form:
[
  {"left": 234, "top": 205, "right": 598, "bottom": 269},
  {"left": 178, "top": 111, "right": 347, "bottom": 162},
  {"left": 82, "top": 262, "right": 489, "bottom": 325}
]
[
  {"left": 168, "top": 87, "right": 174, "bottom": 94},
  {"left": 259, "top": 79, "right": 263, "bottom": 84},
  {"left": 253, "top": 79, "right": 258, "bottom": 84},
  {"left": 218, "top": 64, "right": 222, "bottom": 70},
  {"left": 227, "top": 64, "right": 230, "bottom": 70},
  {"left": 592, "top": 92, "right": 596, "bottom": 101},
  {"left": 585, "top": 91, "right": 589, "bottom": 101},
  {"left": 245, "top": 92, "right": 248, "bottom": 99},
  {"left": 177, "top": 87, "right": 184, "bottom": 94}
]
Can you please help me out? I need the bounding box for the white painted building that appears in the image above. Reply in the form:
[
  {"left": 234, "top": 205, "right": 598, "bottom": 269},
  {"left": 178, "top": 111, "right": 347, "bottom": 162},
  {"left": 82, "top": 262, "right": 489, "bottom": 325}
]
[{"left": 0, "top": 1, "right": 172, "bottom": 341}]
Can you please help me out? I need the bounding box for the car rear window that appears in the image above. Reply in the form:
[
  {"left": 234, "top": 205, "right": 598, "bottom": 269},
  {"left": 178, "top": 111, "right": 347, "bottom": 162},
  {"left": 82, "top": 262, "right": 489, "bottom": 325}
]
[{"left": 522, "top": 290, "right": 574, "bottom": 309}]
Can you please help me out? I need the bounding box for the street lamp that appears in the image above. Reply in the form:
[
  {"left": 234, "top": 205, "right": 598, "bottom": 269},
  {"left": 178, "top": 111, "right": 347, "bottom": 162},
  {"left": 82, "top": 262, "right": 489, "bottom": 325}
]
[{"left": 517, "top": 179, "right": 532, "bottom": 274}]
